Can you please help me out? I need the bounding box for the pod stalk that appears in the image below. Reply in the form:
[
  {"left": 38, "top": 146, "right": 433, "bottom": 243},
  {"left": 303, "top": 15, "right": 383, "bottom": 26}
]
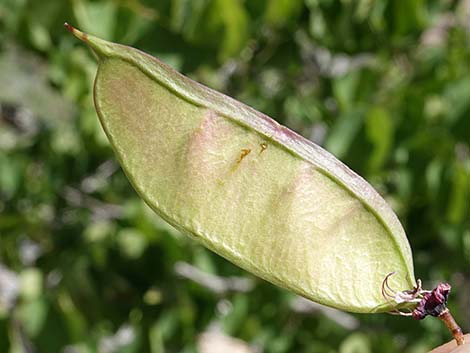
[{"left": 438, "top": 309, "right": 465, "bottom": 346}]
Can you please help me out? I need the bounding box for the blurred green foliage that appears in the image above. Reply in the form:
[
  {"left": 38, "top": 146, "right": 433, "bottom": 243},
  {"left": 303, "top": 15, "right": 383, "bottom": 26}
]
[{"left": 0, "top": 0, "right": 469, "bottom": 352}]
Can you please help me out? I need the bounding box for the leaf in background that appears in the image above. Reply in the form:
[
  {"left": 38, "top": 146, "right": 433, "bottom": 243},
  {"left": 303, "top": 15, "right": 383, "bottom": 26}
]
[
  {"left": 446, "top": 160, "right": 470, "bottom": 225},
  {"left": 67, "top": 27, "right": 416, "bottom": 313},
  {"left": 168, "top": 0, "right": 248, "bottom": 60},
  {"left": 170, "top": 0, "right": 193, "bottom": 32},
  {"left": 365, "top": 107, "right": 394, "bottom": 173},
  {"left": 28, "top": 21, "right": 52, "bottom": 51},
  {"left": 170, "top": 0, "right": 210, "bottom": 39},
  {"left": 443, "top": 78, "right": 470, "bottom": 125},
  {"left": 17, "top": 268, "right": 47, "bottom": 338},
  {"left": 339, "top": 333, "right": 371, "bottom": 353},
  {"left": 56, "top": 292, "right": 88, "bottom": 342},
  {"left": 209, "top": 0, "right": 249, "bottom": 60},
  {"left": 425, "top": 159, "right": 444, "bottom": 200},
  {"left": 265, "top": 0, "right": 303, "bottom": 27},
  {"left": 73, "top": 0, "right": 117, "bottom": 40},
  {"left": 0, "top": 0, "right": 27, "bottom": 33},
  {"left": 332, "top": 71, "right": 361, "bottom": 112},
  {"left": 117, "top": 228, "right": 148, "bottom": 259},
  {"left": 23, "top": 0, "right": 64, "bottom": 51},
  {"left": 324, "top": 110, "right": 363, "bottom": 159},
  {"left": 392, "top": 0, "right": 425, "bottom": 35},
  {"left": 0, "top": 154, "right": 23, "bottom": 199},
  {"left": 149, "top": 321, "right": 165, "bottom": 353},
  {"left": 18, "top": 297, "right": 48, "bottom": 338}
]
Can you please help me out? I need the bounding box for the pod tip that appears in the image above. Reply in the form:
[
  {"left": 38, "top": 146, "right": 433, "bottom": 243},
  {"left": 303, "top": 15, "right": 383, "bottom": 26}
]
[
  {"left": 63, "top": 22, "right": 73, "bottom": 32},
  {"left": 63, "top": 22, "right": 88, "bottom": 43}
]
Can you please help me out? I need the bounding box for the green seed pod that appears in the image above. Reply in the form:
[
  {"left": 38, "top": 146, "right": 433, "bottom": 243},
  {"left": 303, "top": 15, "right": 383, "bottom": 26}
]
[{"left": 66, "top": 24, "right": 416, "bottom": 313}]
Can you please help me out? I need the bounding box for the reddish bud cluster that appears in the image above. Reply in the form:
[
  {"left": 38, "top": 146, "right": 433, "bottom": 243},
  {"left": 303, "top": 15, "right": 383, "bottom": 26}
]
[{"left": 412, "top": 283, "right": 451, "bottom": 320}]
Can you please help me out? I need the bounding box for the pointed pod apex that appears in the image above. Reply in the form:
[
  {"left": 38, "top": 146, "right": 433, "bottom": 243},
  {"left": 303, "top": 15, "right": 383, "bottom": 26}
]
[
  {"left": 64, "top": 22, "right": 88, "bottom": 42},
  {"left": 63, "top": 22, "right": 111, "bottom": 60},
  {"left": 63, "top": 22, "right": 72, "bottom": 32}
]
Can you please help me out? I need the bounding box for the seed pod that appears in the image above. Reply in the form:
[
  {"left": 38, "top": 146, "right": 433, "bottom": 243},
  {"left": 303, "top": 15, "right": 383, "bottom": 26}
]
[{"left": 66, "top": 24, "right": 416, "bottom": 313}]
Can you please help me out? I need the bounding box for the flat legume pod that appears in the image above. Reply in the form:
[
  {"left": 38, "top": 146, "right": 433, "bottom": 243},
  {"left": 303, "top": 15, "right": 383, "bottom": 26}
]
[{"left": 66, "top": 24, "right": 416, "bottom": 313}]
